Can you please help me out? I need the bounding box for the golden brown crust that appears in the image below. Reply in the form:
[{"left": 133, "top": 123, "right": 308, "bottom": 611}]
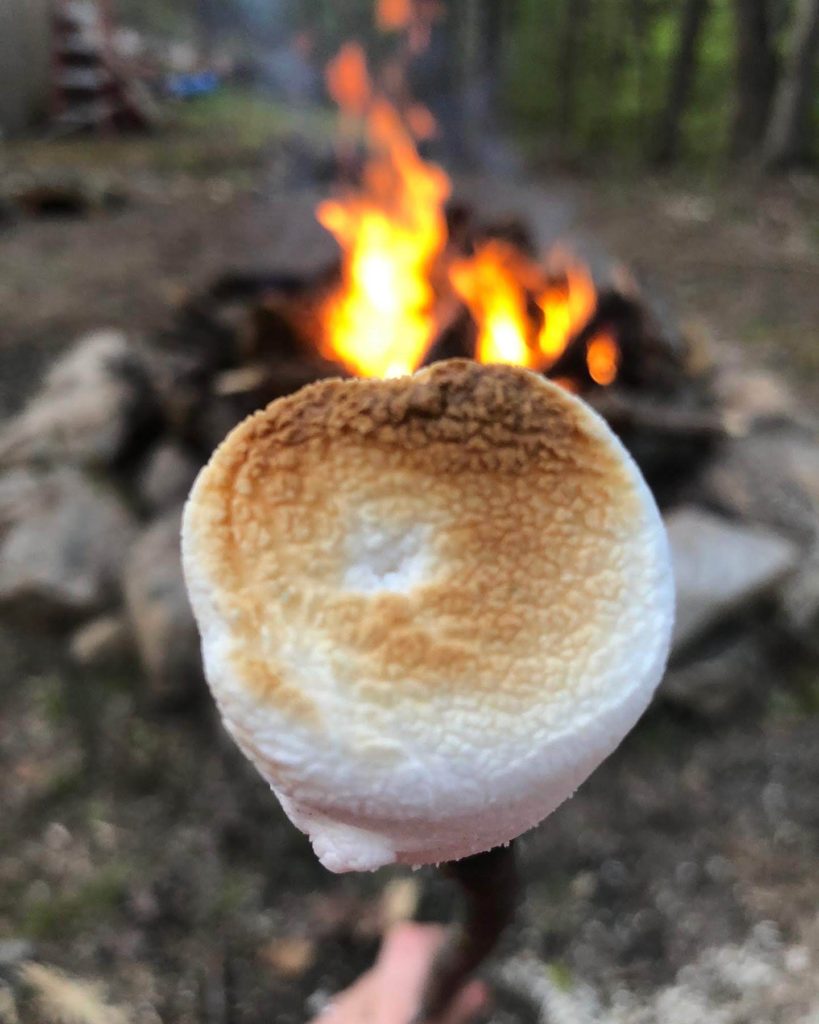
[
  {"left": 186, "top": 361, "right": 647, "bottom": 725},
  {"left": 205, "top": 359, "right": 606, "bottom": 476}
]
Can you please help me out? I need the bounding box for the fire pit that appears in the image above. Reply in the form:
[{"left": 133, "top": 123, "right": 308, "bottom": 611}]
[{"left": 145, "top": 42, "right": 718, "bottom": 513}]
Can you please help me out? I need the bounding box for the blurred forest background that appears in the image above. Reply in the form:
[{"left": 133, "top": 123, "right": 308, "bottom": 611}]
[{"left": 111, "top": 0, "right": 819, "bottom": 170}]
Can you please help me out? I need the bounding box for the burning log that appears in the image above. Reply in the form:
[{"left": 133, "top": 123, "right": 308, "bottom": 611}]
[
  {"left": 141, "top": 247, "right": 718, "bottom": 497},
  {"left": 546, "top": 289, "right": 689, "bottom": 393},
  {"left": 588, "top": 389, "right": 727, "bottom": 441}
]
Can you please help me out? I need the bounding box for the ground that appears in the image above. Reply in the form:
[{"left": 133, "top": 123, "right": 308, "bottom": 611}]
[{"left": 1, "top": 99, "right": 818, "bottom": 1023}]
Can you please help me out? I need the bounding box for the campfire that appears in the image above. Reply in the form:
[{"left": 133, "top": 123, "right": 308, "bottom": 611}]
[
  {"left": 277, "top": 41, "right": 657, "bottom": 399},
  {"left": 169, "top": 37, "right": 713, "bottom": 514},
  {"left": 309, "top": 42, "right": 614, "bottom": 390},
  {"left": 176, "top": 41, "right": 715, "bottom": 520},
  {"left": 2, "top": 17, "right": 815, "bottom": 726}
]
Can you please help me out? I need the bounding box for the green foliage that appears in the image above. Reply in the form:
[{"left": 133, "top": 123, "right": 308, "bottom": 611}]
[
  {"left": 547, "top": 961, "right": 575, "bottom": 992},
  {"left": 206, "top": 870, "right": 259, "bottom": 923},
  {"left": 174, "top": 88, "right": 291, "bottom": 146},
  {"left": 501, "top": 0, "right": 814, "bottom": 168},
  {"left": 21, "top": 866, "right": 129, "bottom": 940},
  {"left": 503, "top": 0, "right": 555, "bottom": 129},
  {"left": 112, "top": 0, "right": 198, "bottom": 36},
  {"left": 685, "top": 0, "right": 736, "bottom": 163},
  {"left": 503, "top": 0, "right": 691, "bottom": 161},
  {"left": 107, "top": 0, "right": 816, "bottom": 168}
]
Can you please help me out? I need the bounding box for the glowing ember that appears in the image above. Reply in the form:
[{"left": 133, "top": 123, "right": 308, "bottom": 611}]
[
  {"left": 317, "top": 90, "right": 450, "bottom": 379},
  {"left": 449, "top": 241, "right": 538, "bottom": 368},
  {"left": 587, "top": 331, "right": 620, "bottom": 386}
]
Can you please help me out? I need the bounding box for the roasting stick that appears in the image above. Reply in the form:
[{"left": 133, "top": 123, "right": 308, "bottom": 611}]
[
  {"left": 181, "top": 360, "right": 674, "bottom": 1022},
  {"left": 414, "top": 843, "right": 519, "bottom": 1023}
]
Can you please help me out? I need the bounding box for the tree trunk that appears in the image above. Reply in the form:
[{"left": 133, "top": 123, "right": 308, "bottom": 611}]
[
  {"left": 652, "top": 0, "right": 710, "bottom": 165},
  {"left": 731, "top": 0, "right": 778, "bottom": 157},
  {"left": 460, "top": 0, "right": 505, "bottom": 101},
  {"left": 630, "top": 0, "right": 651, "bottom": 134},
  {"left": 763, "top": 0, "right": 819, "bottom": 167},
  {"left": 557, "top": 0, "right": 588, "bottom": 142},
  {"left": 481, "top": 0, "right": 505, "bottom": 84}
]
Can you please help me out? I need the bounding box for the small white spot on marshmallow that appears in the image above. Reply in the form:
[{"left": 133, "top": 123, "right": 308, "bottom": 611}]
[{"left": 343, "top": 519, "right": 431, "bottom": 594}]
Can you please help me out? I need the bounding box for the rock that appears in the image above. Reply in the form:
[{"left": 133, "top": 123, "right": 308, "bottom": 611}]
[
  {"left": 0, "top": 469, "right": 43, "bottom": 530},
  {"left": 123, "top": 509, "right": 202, "bottom": 704},
  {"left": 666, "top": 506, "right": 800, "bottom": 652},
  {"left": 662, "top": 634, "right": 770, "bottom": 718},
  {"left": 780, "top": 540, "right": 819, "bottom": 651},
  {"left": 713, "top": 357, "right": 809, "bottom": 436},
  {"left": 0, "top": 330, "right": 157, "bottom": 470},
  {"left": 0, "top": 467, "right": 136, "bottom": 623},
  {"left": 0, "top": 938, "right": 32, "bottom": 967},
  {"left": 698, "top": 426, "right": 819, "bottom": 544},
  {"left": 69, "top": 614, "right": 134, "bottom": 670},
  {"left": 137, "top": 442, "right": 200, "bottom": 514}
]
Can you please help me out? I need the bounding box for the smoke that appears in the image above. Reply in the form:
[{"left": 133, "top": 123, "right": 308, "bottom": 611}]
[{"left": 233, "top": 0, "right": 291, "bottom": 44}]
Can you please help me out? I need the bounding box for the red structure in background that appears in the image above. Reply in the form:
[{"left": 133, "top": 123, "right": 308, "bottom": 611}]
[{"left": 51, "top": 0, "right": 149, "bottom": 133}]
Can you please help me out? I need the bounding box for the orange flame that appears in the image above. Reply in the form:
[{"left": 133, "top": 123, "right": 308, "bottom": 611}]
[
  {"left": 406, "top": 103, "right": 438, "bottom": 140},
  {"left": 317, "top": 88, "right": 450, "bottom": 378},
  {"left": 315, "top": 41, "right": 619, "bottom": 389},
  {"left": 448, "top": 241, "right": 610, "bottom": 380},
  {"left": 537, "top": 262, "right": 597, "bottom": 365},
  {"left": 377, "top": 0, "right": 413, "bottom": 31},
  {"left": 449, "top": 241, "right": 539, "bottom": 368},
  {"left": 326, "top": 42, "right": 371, "bottom": 115}
]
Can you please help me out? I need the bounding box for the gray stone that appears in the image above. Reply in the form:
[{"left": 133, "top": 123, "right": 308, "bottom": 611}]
[
  {"left": 0, "top": 468, "right": 42, "bottom": 530},
  {"left": 712, "top": 355, "right": 810, "bottom": 435},
  {"left": 699, "top": 427, "right": 819, "bottom": 545},
  {"left": 780, "top": 540, "right": 819, "bottom": 649},
  {"left": 137, "top": 441, "right": 200, "bottom": 514},
  {"left": 666, "top": 506, "right": 800, "bottom": 652},
  {"left": 662, "top": 634, "right": 769, "bottom": 717},
  {"left": 123, "top": 508, "right": 202, "bottom": 703},
  {"left": 0, "top": 938, "right": 32, "bottom": 966},
  {"left": 0, "top": 467, "right": 136, "bottom": 622},
  {"left": 0, "top": 330, "right": 154, "bottom": 469}
]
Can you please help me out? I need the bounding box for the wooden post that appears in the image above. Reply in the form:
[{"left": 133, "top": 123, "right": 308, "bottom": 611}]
[
  {"left": 763, "top": 0, "right": 819, "bottom": 168},
  {"left": 652, "top": 0, "right": 711, "bottom": 165}
]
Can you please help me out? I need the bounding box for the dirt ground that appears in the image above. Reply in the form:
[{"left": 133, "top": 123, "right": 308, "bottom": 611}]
[{"left": 1, "top": 122, "right": 818, "bottom": 1024}]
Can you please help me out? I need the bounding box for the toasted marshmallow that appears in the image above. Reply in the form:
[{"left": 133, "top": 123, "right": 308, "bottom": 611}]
[{"left": 182, "top": 360, "right": 674, "bottom": 872}]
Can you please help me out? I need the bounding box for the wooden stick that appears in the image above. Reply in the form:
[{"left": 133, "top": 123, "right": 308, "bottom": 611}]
[
  {"left": 414, "top": 842, "right": 519, "bottom": 1023},
  {"left": 588, "top": 388, "right": 727, "bottom": 440}
]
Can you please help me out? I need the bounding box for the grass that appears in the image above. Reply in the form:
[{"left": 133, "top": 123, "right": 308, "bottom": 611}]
[
  {"left": 206, "top": 870, "right": 259, "bottom": 924},
  {"left": 21, "top": 865, "right": 129, "bottom": 941},
  {"left": 3, "top": 89, "right": 335, "bottom": 180},
  {"left": 547, "top": 961, "right": 575, "bottom": 992}
]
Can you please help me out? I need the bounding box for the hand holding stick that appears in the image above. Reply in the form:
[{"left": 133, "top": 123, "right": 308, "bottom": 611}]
[{"left": 316, "top": 924, "right": 488, "bottom": 1024}]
